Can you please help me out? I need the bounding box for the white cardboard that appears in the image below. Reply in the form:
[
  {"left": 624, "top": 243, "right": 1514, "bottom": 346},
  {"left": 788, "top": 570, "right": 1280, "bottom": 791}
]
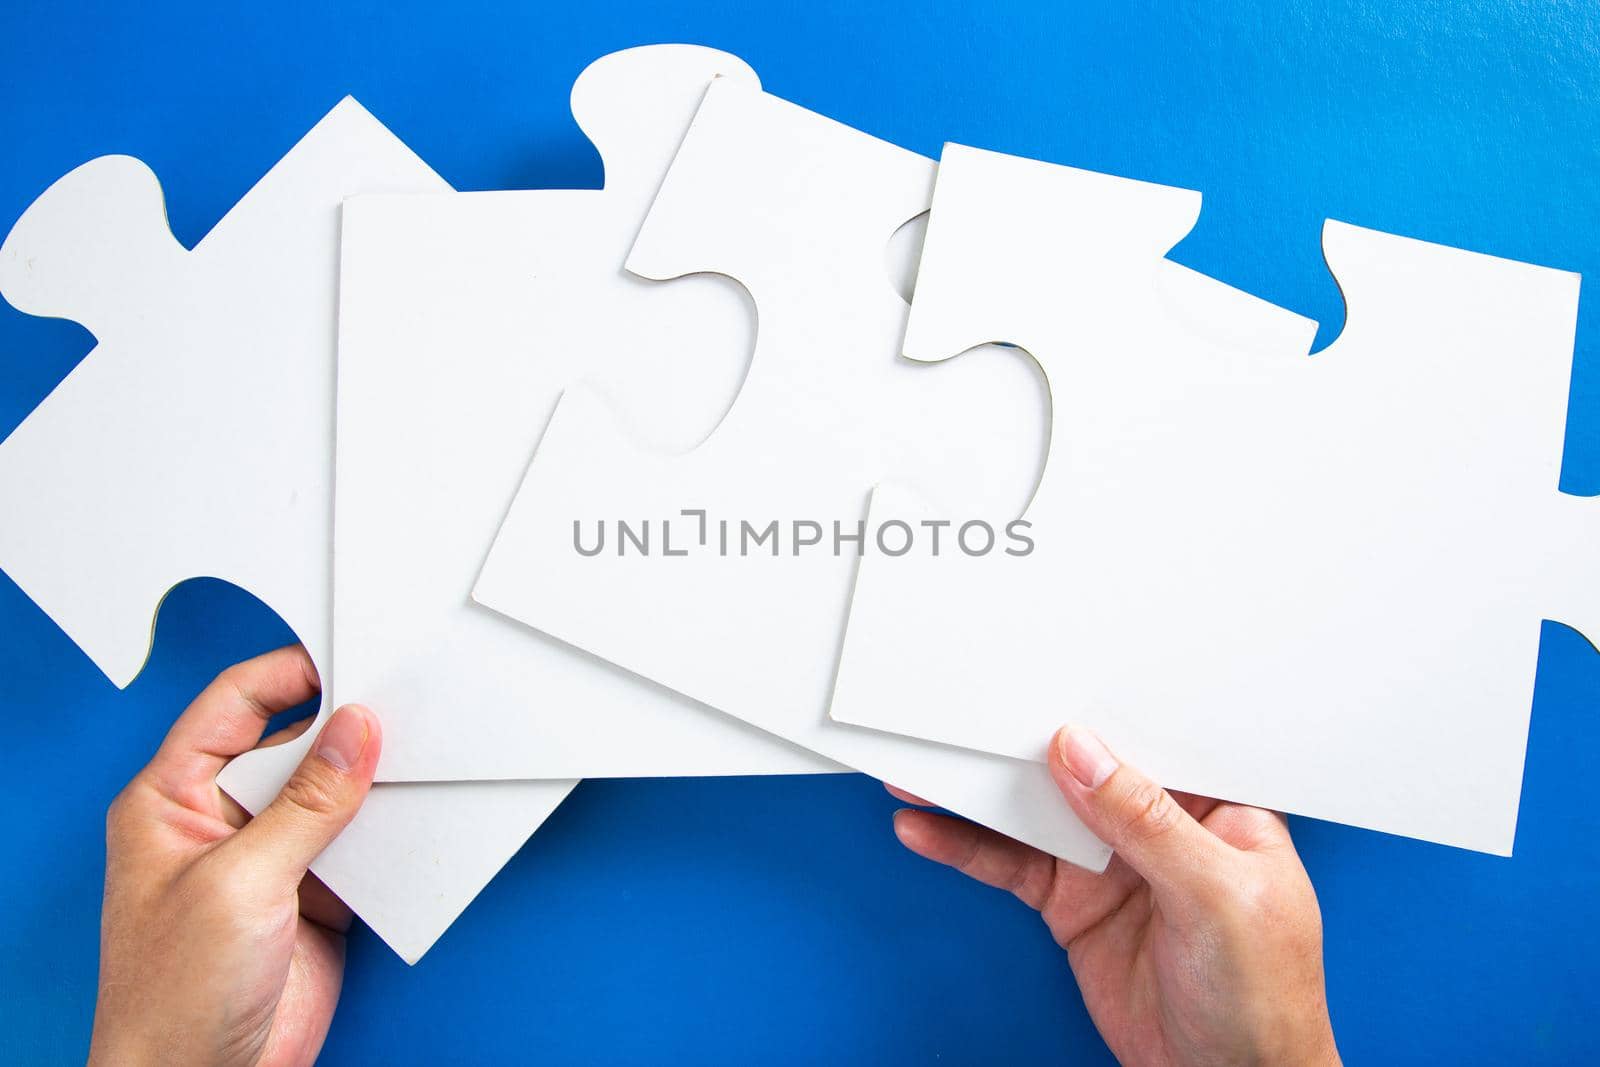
[
  {"left": 831, "top": 144, "right": 1587, "bottom": 856},
  {"left": 334, "top": 46, "right": 838, "bottom": 782},
  {"left": 474, "top": 80, "right": 1311, "bottom": 867},
  {"left": 0, "top": 99, "right": 573, "bottom": 963}
]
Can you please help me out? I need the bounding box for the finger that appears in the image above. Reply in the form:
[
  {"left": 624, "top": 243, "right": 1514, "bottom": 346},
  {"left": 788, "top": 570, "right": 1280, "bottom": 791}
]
[
  {"left": 147, "top": 646, "right": 320, "bottom": 794},
  {"left": 1199, "top": 801, "right": 1296, "bottom": 854},
  {"left": 256, "top": 714, "right": 317, "bottom": 749},
  {"left": 298, "top": 871, "right": 354, "bottom": 934},
  {"left": 1048, "top": 726, "right": 1229, "bottom": 900},
  {"left": 1170, "top": 789, "right": 1223, "bottom": 825},
  {"left": 883, "top": 783, "right": 934, "bottom": 806},
  {"left": 221, "top": 704, "right": 381, "bottom": 892},
  {"left": 893, "top": 809, "right": 1059, "bottom": 911},
  {"left": 214, "top": 718, "right": 322, "bottom": 830},
  {"left": 895, "top": 808, "right": 1153, "bottom": 950}
]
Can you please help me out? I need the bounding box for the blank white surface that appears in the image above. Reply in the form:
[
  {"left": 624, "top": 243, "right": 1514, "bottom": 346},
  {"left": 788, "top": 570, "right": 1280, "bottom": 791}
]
[
  {"left": 831, "top": 144, "right": 1586, "bottom": 856},
  {"left": 334, "top": 45, "right": 837, "bottom": 782},
  {"left": 477, "top": 80, "right": 1306, "bottom": 870},
  {"left": 0, "top": 99, "right": 572, "bottom": 963}
]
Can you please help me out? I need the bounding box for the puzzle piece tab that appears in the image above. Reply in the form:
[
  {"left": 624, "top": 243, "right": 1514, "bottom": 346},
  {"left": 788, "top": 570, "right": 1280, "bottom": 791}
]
[
  {"left": 0, "top": 100, "right": 573, "bottom": 962},
  {"left": 333, "top": 45, "right": 838, "bottom": 782},
  {"left": 475, "top": 80, "right": 1315, "bottom": 867},
  {"left": 831, "top": 144, "right": 1587, "bottom": 856}
]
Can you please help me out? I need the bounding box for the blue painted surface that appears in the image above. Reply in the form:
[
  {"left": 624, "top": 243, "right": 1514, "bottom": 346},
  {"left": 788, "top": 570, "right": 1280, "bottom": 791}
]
[{"left": 1, "top": 2, "right": 1597, "bottom": 1062}]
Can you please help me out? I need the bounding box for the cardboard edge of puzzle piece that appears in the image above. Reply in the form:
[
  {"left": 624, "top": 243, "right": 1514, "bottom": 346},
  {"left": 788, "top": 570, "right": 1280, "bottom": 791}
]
[
  {"left": 830, "top": 142, "right": 1585, "bottom": 856},
  {"left": 473, "top": 78, "right": 1292, "bottom": 874},
  {"left": 329, "top": 45, "right": 842, "bottom": 782},
  {"left": 1317, "top": 212, "right": 1593, "bottom": 658},
  {"left": 0, "top": 155, "right": 196, "bottom": 687},
  {"left": 0, "top": 97, "right": 578, "bottom": 963},
  {"left": 833, "top": 238, "right": 1324, "bottom": 742}
]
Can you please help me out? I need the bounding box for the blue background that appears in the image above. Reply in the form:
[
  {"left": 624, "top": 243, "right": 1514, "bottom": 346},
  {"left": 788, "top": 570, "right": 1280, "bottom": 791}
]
[{"left": 2, "top": 1, "right": 1598, "bottom": 1062}]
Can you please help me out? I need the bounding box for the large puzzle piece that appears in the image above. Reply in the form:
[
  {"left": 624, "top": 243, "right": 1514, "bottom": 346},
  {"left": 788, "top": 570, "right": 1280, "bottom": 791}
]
[
  {"left": 831, "top": 144, "right": 1589, "bottom": 855},
  {"left": 333, "top": 46, "right": 837, "bottom": 782},
  {"left": 474, "top": 79, "right": 1312, "bottom": 866},
  {"left": 0, "top": 100, "right": 573, "bottom": 962}
]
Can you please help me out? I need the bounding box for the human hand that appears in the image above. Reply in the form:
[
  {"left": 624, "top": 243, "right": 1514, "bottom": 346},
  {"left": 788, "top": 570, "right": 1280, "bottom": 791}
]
[
  {"left": 890, "top": 726, "right": 1338, "bottom": 1067},
  {"left": 89, "top": 646, "right": 381, "bottom": 1067}
]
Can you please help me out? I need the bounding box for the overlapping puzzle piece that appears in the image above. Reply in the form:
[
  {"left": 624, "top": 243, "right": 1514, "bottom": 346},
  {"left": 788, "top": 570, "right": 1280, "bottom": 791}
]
[
  {"left": 831, "top": 144, "right": 1589, "bottom": 855},
  {"left": 0, "top": 100, "right": 573, "bottom": 962},
  {"left": 6, "top": 36, "right": 1572, "bottom": 975},
  {"left": 334, "top": 45, "right": 838, "bottom": 783},
  {"left": 474, "top": 78, "right": 1315, "bottom": 867}
]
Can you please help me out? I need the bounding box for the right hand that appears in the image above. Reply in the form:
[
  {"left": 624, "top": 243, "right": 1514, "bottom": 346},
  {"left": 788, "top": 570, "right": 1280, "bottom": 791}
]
[{"left": 889, "top": 725, "right": 1339, "bottom": 1066}]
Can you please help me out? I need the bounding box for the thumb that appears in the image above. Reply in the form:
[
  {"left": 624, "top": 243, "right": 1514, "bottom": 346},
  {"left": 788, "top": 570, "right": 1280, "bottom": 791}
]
[
  {"left": 227, "top": 703, "right": 381, "bottom": 889},
  {"left": 1049, "top": 725, "right": 1226, "bottom": 899}
]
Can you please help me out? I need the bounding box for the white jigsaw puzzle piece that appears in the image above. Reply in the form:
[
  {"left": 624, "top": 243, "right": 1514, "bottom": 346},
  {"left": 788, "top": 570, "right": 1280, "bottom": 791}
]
[
  {"left": 334, "top": 46, "right": 838, "bottom": 783},
  {"left": 474, "top": 79, "right": 1313, "bottom": 867},
  {"left": 0, "top": 100, "right": 573, "bottom": 963},
  {"left": 830, "top": 144, "right": 1588, "bottom": 856}
]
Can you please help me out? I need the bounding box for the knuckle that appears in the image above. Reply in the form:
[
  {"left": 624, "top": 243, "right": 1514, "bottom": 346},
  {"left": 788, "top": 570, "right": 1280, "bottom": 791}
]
[
  {"left": 1007, "top": 855, "right": 1057, "bottom": 912},
  {"left": 952, "top": 833, "right": 986, "bottom": 878},
  {"left": 104, "top": 781, "right": 149, "bottom": 842},
  {"left": 178, "top": 856, "right": 269, "bottom": 932},
  {"left": 217, "top": 664, "right": 267, "bottom": 716},
  {"left": 279, "top": 764, "right": 346, "bottom": 819},
  {"left": 104, "top": 790, "right": 134, "bottom": 839},
  {"left": 999, "top": 852, "right": 1033, "bottom": 897},
  {"left": 1242, "top": 863, "right": 1320, "bottom": 931},
  {"left": 1233, "top": 869, "right": 1276, "bottom": 919},
  {"left": 1041, "top": 899, "right": 1083, "bottom": 951},
  {"left": 179, "top": 854, "right": 244, "bottom": 912},
  {"left": 1222, "top": 863, "right": 1311, "bottom": 937},
  {"left": 213, "top": 661, "right": 250, "bottom": 695},
  {"left": 1118, "top": 777, "right": 1181, "bottom": 844}
]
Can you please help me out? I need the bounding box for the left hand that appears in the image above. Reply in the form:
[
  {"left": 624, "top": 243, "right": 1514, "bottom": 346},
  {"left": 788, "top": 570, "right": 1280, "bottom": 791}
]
[{"left": 88, "top": 645, "right": 382, "bottom": 1067}]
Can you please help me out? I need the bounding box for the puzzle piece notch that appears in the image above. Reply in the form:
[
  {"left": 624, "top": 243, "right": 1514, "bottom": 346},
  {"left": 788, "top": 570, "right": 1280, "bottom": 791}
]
[
  {"left": 0, "top": 104, "right": 414, "bottom": 690},
  {"left": 521, "top": 46, "right": 767, "bottom": 461},
  {"left": 472, "top": 78, "right": 1117, "bottom": 870},
  {"left": 626, "top": 76, "right": 936, "bottom": 303},
  {"left": 902, "top": 143, "right": 1204, "bottom": 369},
  {"left": 0, "top": 155, "right": 188, "bottom": 352},
  {"left": 1315, "top": 216, "right": 1583, "bottom": 385},
  {"left": 612, "top": 77, "right": 1039, "bottom": 519},
  {"left": 883, "top": 211, "right": 928, "bottom": 304},
  {"left": 834, "top": 143, "right": 1585, "bottom": 855},
  {"left": 0, "top": 156, "right": 221, "bottom": 688},
  {"left": 1545, "top": 489, "right": 1600, "bottom": 652},
  {"left": 322, "top": 45, "right": 839, "bottom": 785},
  {"left": 0, "top": 98, "right": 577, "bottom": 962},
  {"left": 1316, "top": 218, "right": 1590, "bottom": 654},
  {"left": 571, "top": 45, "right": 759, "bottom": 205}
]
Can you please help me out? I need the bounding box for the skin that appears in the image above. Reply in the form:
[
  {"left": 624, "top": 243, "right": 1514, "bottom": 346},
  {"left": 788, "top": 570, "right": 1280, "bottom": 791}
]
[
  {"left": 890, "top": 726, "right": 1340, "bottom": 1066},
  {"left": 89, "top": 645, "right": 380, "bottom": 1067},
  {"left": 90, "top": 649, "right": 1335, "bottom": 1065}
]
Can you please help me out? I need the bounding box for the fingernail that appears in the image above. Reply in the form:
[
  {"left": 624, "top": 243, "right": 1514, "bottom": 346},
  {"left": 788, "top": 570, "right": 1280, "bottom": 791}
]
[
  {"left": 1057, "top": 725, "right": 1117, "bottom": 789},
  {"left": 314, "top": 704, "right": 370, "bottom": 773}
]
